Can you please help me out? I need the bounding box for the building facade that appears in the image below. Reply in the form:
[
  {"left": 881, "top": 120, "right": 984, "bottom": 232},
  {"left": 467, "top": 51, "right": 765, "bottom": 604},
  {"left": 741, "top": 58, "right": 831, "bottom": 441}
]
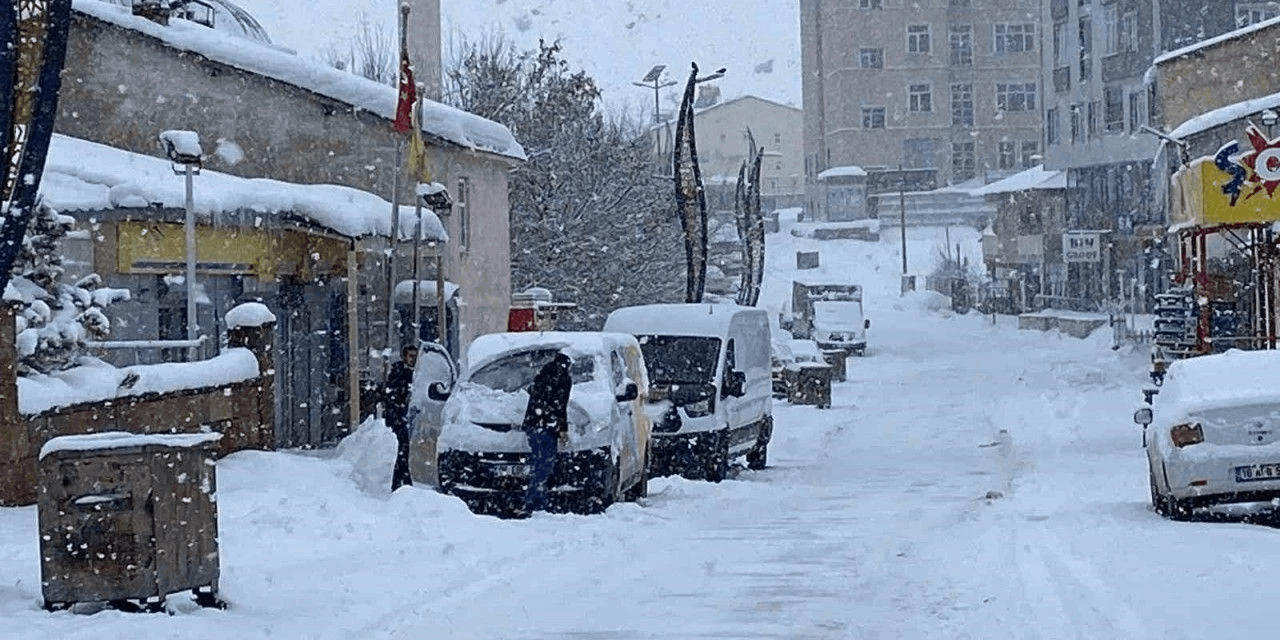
[
  {"left": 801, "top": 0, "right": 1044, "bottom": 221},
  {"left": 1039, "top": 0, "right": 1266, "bottom": 308}
]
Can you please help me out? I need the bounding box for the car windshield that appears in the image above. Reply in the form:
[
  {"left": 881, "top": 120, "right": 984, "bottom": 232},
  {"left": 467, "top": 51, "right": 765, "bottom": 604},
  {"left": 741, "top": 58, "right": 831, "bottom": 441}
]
[
  {"left": 468, "top": 348, "right": 595, "bottom": 392},
  {"left": 636, "top": 335, "right": 721, "bottom": 384},
  {"left": 814, "top": 301, "right": 861, "bottom": 330}
]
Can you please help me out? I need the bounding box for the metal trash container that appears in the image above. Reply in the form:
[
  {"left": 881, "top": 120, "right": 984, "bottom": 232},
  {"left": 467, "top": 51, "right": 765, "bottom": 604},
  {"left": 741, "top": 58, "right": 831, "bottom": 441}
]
[
  {"left": 785, "top": 362, "right": 833, "bottom": 408},
  {"left": 38, "top": 432, "right": 223, "bottom": 612},
  {"left": 820, "top": 349, "right": 848, "bottom": 382}
]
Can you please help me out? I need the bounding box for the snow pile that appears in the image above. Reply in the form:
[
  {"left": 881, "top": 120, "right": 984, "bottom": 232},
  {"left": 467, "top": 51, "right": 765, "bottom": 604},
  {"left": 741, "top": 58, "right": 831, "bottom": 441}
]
[
  {"left": 16, "top": 348, "right": 260, "bottom": 415},
  {"left": 225, "top": 302, "right": 276, "bottom": 329},
  {"left": 1158, "top": 348, "right": 1280, "bottom": 418},
  {"left": 42, "top": 134, "right": 446, "bottom": 242}
]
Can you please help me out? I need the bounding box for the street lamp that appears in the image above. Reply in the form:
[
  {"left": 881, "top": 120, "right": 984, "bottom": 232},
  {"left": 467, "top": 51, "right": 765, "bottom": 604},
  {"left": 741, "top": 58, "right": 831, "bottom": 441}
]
[
  {"left": 632, "top": 65, "right": 677, "bottom": 125},
  {"left": 159, "top": 129, "right": 203, "bottom": 361}
]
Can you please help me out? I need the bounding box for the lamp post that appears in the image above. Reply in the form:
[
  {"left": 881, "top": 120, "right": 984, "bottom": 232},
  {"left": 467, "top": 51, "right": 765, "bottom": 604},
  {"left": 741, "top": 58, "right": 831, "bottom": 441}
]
[
  {"left": 159, "top": 130, "right": 203, "bottom": 361},
  {"left": 632, "top": 65, "right": 677, "bottom": 125}
]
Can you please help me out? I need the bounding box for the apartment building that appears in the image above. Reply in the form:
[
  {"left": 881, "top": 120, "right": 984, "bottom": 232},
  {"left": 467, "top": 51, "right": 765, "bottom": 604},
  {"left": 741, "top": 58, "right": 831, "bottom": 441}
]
[{"left": 801, "top": 0, "right": 1043, "bottom": 221}]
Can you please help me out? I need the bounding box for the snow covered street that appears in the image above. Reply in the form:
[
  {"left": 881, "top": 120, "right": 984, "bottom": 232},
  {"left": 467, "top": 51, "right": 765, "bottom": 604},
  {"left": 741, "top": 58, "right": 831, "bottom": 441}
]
[{"left": 6, "top": 217, "right": 1280, "bottom": 638}]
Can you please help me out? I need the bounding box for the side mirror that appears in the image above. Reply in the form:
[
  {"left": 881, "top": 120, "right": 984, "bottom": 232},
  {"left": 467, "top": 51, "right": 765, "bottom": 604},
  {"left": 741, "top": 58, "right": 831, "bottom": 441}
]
[
  {"left": 723, "top": 370, "right": 747, "bottom": 398},
  {"left": 864, "top": 319, "right": 871, "bottom": 330},
  {"left": 1133, "top": 407, "right": 1152, "bottom": 426},
  {"left": 427, "top": 381, "right": 451, "bottom": 402},
  {"left": 615, "top": 380, "right": 639, "bottom": 403}
]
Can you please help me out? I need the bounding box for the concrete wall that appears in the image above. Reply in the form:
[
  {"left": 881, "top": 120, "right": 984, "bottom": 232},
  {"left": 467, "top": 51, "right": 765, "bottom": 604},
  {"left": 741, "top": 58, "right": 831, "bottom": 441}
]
[{"left": 1156, "top": 19, "right": 1280, "bottom": 132}]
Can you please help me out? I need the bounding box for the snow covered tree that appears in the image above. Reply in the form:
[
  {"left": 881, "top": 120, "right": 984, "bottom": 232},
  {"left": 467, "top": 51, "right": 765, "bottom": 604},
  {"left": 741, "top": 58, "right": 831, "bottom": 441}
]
[
  {"left": 4, "top": 203, "right": 130, "bottom": 375},
  {"left": 444, "top": 38, "right": 685, "bottom": 328}
]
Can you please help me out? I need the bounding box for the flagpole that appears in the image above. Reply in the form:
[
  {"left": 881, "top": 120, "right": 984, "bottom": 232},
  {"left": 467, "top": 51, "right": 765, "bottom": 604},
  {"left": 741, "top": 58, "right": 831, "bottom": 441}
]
[{"left": 386, "top": 2, "right": 412, "bottom": 373}]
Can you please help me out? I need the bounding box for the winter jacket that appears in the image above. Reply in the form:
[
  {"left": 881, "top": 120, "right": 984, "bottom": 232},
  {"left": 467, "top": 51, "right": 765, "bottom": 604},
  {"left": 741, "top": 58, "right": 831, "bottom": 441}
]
[
  {"left": 384, "top": 361, "right": 415, "bottom": 436},
  {"left": 522, "top": 353, "right": 572, "bottom": 439}
]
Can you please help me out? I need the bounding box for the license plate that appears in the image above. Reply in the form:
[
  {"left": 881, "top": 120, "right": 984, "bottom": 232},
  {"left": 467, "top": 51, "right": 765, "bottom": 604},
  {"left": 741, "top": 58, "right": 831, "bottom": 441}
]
[
  {"left": 491, "top": 464, "right": 528, "bottom": 478},
  {"left": 1234, "top": 463, "right": 1280, "bottom": 483}
]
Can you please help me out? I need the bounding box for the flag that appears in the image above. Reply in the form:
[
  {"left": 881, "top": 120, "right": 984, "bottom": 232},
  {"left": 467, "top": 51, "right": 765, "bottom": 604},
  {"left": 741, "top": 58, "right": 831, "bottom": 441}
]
[
  {"left": 393, "top": 48, "right": 416, "bottom": 134},
  {"left": 407, "top": 104, "right": 432, "bottom": 183}
]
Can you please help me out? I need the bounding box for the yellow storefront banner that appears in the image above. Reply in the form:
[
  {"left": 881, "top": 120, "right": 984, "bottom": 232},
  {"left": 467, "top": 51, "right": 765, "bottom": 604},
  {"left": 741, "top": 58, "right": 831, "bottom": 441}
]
[
  {"left": 116, "top": 221, "right": 348, "bottom": 281},
  {"left": 1171, "top": 157, "right": 1280, "bottom": 227}
]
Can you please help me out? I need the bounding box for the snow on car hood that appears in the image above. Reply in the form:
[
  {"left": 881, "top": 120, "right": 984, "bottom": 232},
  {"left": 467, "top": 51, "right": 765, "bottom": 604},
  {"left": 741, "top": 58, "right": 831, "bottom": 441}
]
[{"left": 437, "top": 381, "right": 615, "bottom": 453}]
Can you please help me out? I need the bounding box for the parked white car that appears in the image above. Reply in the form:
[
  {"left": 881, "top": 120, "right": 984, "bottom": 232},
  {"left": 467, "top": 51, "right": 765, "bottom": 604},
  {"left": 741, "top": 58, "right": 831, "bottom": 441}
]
[
  {"left": 434, "top": 332, "right": 652, "bottom": 516},
  {"left": 1135, "top": 349, "right": 1280, "bottom": 519}
]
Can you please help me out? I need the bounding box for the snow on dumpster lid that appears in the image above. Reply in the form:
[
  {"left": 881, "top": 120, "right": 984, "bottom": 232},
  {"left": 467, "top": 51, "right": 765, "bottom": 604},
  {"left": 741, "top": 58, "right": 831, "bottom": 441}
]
[
  {"left": 816, "top": 165, "right": 867, "bottom": 181},
  {"left": 40, "top": 431, "right": 222, "bottom": 460},
  {"left": 1160, "top": 349, "right": 1280, "bottom": 418}
]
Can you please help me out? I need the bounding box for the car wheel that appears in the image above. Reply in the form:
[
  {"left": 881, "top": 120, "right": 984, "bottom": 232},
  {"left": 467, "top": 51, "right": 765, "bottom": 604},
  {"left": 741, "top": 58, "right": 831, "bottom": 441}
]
[
  {"left": 1167, "top": 496, "right": 1193, "bottom": 521},
  {"left": 624, "top": 444, "right": 650, "bottom": 501},
  {"left": 586, "top": 457, "right": 619, "bottom": 514},
  {"left": 704, "top": 431, "right": 729, "bottom": 483},
  {"left": 1149, "top": 474, "right": 1169, "bottom": 516}
]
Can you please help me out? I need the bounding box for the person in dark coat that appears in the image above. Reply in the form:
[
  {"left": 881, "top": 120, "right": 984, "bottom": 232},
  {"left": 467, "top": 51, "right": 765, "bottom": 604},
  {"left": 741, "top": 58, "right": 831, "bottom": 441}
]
[
  {"left": 384, "top": 345, "right": 418, "bottom": 491},
  {"left": 522, "top": 351, "right": 572, "bottom": 514}
]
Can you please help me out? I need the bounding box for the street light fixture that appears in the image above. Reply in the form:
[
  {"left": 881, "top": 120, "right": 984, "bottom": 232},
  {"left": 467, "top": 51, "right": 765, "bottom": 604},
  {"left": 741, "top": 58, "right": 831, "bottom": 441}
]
[
  {"left": 632, "top": 64, "right": 677, "bottom": 124},
  {"left": 159, "top": 129, "right": 203, "bottom": 361}
]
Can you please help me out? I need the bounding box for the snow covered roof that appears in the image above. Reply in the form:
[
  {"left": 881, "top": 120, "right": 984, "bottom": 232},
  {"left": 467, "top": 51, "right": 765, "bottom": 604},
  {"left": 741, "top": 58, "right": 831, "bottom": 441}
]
[
  {"left": 463, "top": 331, "right": 639, "bottom": 370},
  {"left": 604, "top": 303, "right": 763, "bottom": 338},
  {"left": 968, "top": 166, "right": 1066, "bottom": 197},
  {"left": 17, "top": 348, "right": 260, "bottom": 416},
  {"left": 72, "top": 0, "right": 525, "bottom": 162},
  {"left": 41, "top": 134, "right": 445, "bottom": 241},
  {"left": 1159, "top": 349, "right": 1280, "bottom": 418},
  {"left": 40, "top": 431, "right": 222, "bottom": 460},
  {"left": 1153, "top": 16, "right": 1280, "bottom": 66},
  {"left": 1166, "top": 91, "right": 1280, "bottom": 140},
  {"left": 817, "top": 166, "right": 867, "bottom": 181}
]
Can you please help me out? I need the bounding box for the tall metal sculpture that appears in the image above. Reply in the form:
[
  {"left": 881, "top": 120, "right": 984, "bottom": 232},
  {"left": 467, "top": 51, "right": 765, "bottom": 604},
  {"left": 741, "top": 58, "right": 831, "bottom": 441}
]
[
  {"left": 673, "top": 63, "right": 709, "bottom": 303},
  {"left": 735, "top": 129, "right": 765, "bottom": 307},
  {"left": 1, "top": 0, "right": 73, "bottom": 292}
]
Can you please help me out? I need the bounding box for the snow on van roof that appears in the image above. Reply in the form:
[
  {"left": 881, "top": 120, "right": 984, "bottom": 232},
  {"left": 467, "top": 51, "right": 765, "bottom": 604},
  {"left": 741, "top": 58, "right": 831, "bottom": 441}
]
[
  {"left": 604, "top": 303, "right": 765, "bottom": 338},
  {"left": 464, "top": 331, "right": 638, "bottom": 370},
  {"left": 1159, "top": 349, "right": 1280, "bottom": 417}
]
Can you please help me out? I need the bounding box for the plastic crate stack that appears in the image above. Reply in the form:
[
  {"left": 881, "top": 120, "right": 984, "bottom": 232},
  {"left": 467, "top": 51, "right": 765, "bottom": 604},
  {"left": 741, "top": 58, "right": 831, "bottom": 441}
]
[{"left": 1152, "top": 288, "right": 1198, "bottom": 360}]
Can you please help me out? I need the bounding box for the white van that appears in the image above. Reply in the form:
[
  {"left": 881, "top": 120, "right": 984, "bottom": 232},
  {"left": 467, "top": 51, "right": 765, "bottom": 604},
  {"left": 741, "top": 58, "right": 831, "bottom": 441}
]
[
  {"left": 432, "top": 332, "right": 652, "bottom": 516},
  {"left": 603, "top": 304, "right": 773, "bottom": 482}
]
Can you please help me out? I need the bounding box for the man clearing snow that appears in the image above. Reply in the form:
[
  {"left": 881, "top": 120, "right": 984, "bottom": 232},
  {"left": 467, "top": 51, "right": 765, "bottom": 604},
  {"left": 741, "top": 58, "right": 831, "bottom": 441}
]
[
  {"left": 521, "top": 352, "right": 572, "bottom": 514},
  {"left": 384, "top": 345, "right": 418, "bottom": 491}
]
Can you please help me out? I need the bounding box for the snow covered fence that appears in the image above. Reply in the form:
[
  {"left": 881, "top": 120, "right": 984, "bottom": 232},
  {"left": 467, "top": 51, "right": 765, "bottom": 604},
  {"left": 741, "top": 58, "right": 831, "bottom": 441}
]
[{"left": 0, "top": 304, "right": 277, "bottom": 506}]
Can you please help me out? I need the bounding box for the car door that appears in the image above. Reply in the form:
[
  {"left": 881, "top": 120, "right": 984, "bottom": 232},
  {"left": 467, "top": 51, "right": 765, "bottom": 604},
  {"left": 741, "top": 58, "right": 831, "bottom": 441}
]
[
  {"left": 609, "top": 348, "right": 639, "bottom": 482},
  {"left": 409, "top": 341, "right": 458, "bottom": 485}
]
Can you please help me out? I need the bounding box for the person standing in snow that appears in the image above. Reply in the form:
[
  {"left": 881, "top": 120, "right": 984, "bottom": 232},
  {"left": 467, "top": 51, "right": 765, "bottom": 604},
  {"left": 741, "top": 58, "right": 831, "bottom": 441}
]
[
  {"left": 384, "top": 344, "right": 418, "bottom": 491},
  {"left": 522, "top": 351, "right": 573, "bottom": 514}
]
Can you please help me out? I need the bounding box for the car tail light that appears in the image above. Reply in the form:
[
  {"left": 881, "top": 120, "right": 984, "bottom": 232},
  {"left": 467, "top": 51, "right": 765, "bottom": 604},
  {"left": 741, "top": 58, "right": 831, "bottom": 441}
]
[{"left": 1170, "top": 422, "right": 1204, "bottom": 447}]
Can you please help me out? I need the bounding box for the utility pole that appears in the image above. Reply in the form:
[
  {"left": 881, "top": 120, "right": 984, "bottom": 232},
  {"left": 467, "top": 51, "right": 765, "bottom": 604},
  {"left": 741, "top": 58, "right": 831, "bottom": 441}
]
[{"left": 899, "top": 165, "right": 908, "bottom": 277}]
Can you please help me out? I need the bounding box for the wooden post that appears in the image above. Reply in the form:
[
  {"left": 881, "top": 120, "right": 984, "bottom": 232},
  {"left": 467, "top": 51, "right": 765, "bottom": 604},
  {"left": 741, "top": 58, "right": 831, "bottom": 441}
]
[
  {"left": 0, "top": 302, "right": 36, "bottom": 505},
  {"left": 227, "top": 317, "right": 276, "bottom": 450}
]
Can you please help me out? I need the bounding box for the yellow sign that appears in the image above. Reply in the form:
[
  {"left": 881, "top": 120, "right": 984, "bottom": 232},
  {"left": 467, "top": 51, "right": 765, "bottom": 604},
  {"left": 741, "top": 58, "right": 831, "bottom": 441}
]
[
  {"left": 116, "top": 221, "right": 349, "bottom": 281},
  {"left": 1171, "top": 157, "right": 1280, "bottom": 226}
]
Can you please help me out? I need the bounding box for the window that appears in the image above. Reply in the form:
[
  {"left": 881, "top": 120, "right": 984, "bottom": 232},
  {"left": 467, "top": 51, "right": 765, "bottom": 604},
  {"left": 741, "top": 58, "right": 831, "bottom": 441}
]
[
  {"left": 860, "top": 0, "right": 882, "bottom": 8},
  {"left": 949, "top": 0, "right": 972, "bottom": 6},
  {"left": 1104, "top": 86, "right": 1124, "bottom": 133},
  {"left": 951, "top": 83, "right": 973, "bottom": 126},
  {"left": 1079, "top": 17, "right": 1092, "bottom": 81},
  {"left": 995, "top": 24, "right": 1034, "bottom": 53},
  {"left": 1087, "top": 100, "right": 1099, "bottom": 138},
  {"left": 1021, "top": 141, "right": 1039, "bottom": 168},
  {"left": 862, "top": 106, "right": 886, "bottom": 129},
  {"left": 455, "top": 177, "right": 470, "bottom": 250},
  {"left": 1103, "top": 4, "right": 1120, "bottom": 54},
  {"left": 907, "top": 24, "right": 931, "bottom": 54},
  {"left": 773, "top": 133, "right": 782, "bottom": 145},
  {"left": 996, "top": 82, "right": 1036, "bottom": 112},
  {"left": 1128, "top": 92, "right": 1141, "bottom": 132},
  {"left": 951, "top": 142, "right": 976, "bottom": 181},
  {"left": 1238, "top": 3, "right": 1280, "bottom": 27},
  {"left": 1047, "top": 107, "right": 1060, "bottom": 144},
  {"left": 859, "top": 48, "right": 884, "bottom": 69},
  {"left": 909, "top": 83, "right": 932, "bottom": 112},
  {"left": 903, "top": 138, "right": 940, "bottom": 169},
  {"left": 1070, "top": 104, "right": 1081, "bottom": 143},
  {"left": 949, "top": 24, "right": 973, "bottom": 66},
  {"left": 1053, "top": 20, "right": 1068, "bottom": 66},
  {"left": 999, "top": 141, "right": 1016, "bottom": 170}
]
